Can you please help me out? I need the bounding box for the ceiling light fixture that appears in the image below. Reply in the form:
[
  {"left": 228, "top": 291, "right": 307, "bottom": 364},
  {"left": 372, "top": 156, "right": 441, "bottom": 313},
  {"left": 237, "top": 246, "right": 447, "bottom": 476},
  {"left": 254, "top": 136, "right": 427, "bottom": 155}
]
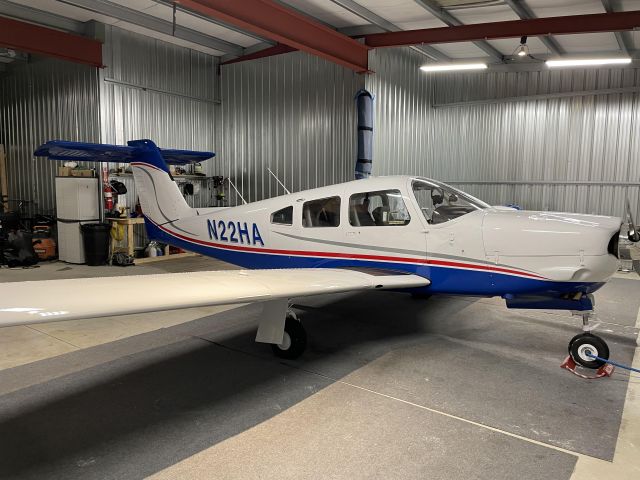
[
  {"left": 419, "top": 63, "right": 488, "bottom": 73},
  {"left": 515, "top": 36, "right": 529, "bottom": 58},
  {"left": 546, "top": 58, "right": 632, "bottom": 68}
]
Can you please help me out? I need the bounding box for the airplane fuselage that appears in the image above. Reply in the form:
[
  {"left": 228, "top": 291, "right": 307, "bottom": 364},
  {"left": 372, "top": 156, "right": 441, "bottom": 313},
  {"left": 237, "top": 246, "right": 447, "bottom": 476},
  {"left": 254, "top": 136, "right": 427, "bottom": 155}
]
[
  {"left": 28, "top": 140, "right": 624, "bottom": 365},
  {"left": 143, "top": 176, "right": 621, "bottom": 305}
]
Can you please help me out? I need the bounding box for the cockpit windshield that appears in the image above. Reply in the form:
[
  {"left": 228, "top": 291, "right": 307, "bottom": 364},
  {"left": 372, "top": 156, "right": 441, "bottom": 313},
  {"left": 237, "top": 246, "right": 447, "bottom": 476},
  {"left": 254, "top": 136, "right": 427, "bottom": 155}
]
[{"left": 412, "top": 178, "right": 489, "bottom": 224}]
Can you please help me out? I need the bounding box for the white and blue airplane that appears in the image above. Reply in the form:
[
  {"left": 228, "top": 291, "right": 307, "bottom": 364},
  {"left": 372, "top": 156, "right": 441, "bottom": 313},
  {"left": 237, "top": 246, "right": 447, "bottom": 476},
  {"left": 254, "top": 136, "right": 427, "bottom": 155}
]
[{"left": 1, "top": 139, "right": 637, "bottom": 369}]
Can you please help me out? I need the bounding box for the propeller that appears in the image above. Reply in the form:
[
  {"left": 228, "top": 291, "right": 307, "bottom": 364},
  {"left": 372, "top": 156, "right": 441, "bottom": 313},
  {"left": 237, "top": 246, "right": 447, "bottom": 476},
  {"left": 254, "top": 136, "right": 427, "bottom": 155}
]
[{"left": 625, "top": 199, "right": 640, "bottom": 242}]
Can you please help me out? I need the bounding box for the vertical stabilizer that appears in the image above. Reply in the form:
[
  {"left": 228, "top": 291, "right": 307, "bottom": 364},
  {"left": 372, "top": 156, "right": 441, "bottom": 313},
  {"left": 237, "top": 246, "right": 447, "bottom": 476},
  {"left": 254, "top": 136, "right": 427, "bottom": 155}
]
[{"left": 128, "top": 140, "right": 194, "bottom": 225}]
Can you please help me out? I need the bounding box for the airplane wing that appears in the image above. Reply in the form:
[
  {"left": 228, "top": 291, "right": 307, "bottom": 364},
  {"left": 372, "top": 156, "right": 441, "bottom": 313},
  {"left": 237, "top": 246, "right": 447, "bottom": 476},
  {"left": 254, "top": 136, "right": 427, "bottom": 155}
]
[{"left": 0, "top": 268, "right": 429, "bottom": 328}]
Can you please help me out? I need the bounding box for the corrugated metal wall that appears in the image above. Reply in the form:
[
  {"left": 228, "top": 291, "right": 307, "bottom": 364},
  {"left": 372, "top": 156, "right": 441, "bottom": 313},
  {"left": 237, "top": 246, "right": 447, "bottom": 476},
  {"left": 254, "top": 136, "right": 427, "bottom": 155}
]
[
  {"left": 3, "top": 34, "right": 638, "bottom": 224},
  {"left": 0, "top": 26, "right": 219, "bottom": 217},
  {"left": 100, "top": 26, "right": 220, "bottom": 210},
  {"left": 367, "top": 48, "right": 640, "bottom": 221},
  {"left": 0, "top": 57, "right": 100, "bottom": 215},
  {"left": 220, "top": 51, "right": 364, "bottom": 204}
]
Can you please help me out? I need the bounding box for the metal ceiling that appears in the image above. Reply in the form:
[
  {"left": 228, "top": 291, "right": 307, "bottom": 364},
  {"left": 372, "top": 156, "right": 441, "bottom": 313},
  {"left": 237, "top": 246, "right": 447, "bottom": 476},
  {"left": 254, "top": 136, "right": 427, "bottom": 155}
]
[{"left": 0, "top": 0, "right": 638, "bottom": 66}]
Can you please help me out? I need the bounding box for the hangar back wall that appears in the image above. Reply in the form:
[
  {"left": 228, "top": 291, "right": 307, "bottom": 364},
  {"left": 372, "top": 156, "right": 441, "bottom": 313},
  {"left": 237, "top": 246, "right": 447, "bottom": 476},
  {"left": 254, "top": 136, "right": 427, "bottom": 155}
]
[
  {"left": 221, "top": 47, "right": 640, "bottom": 220},
  {"left": 219, "top": 52, "right": 362, "bottom": 203},
  {"left": 1, "top": 24, "right": 639, "bottom": 221},
  {"left": 367, "top": 48, "right": 640, "bottom": 221}
]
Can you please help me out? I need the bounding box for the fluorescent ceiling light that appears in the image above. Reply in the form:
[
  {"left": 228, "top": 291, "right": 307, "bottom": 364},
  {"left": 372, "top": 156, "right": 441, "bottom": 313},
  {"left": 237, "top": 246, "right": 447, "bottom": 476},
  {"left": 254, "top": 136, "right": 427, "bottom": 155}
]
[
  {"left": 420, "top": 63, "right": 487, "bottom": 73},
  {"left": 546, "top": 58, "right": 632, "bottom": 68}
]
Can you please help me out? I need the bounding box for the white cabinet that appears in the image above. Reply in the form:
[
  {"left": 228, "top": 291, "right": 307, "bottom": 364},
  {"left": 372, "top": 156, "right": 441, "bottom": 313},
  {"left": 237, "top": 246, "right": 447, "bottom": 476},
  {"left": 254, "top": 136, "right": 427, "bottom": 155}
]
[{"left": 55, "top": 177, "right": 100, "bottom": 264}]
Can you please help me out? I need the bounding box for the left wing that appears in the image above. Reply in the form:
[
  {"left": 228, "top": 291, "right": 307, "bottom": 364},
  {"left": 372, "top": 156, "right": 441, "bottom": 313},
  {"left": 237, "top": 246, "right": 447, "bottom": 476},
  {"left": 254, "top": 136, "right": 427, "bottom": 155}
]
[{"left": 0, "top": 268, "right": 429, "bottom": 328}]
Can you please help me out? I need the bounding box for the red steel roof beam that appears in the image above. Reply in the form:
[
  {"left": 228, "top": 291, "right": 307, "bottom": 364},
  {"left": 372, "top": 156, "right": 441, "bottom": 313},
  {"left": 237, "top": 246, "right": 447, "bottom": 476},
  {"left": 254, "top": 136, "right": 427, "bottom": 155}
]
[
  {"left": 0, "top": 16, "right": 102, "bottom": 67},
  {"left": 176, "top": 0, "right": 369, "bottom": 73},
  {"left": 220, "top": 44, "right": 296, "bottom": 66},
  {"left": 364, "top": 10, "right": 640, "bottom": 49}
]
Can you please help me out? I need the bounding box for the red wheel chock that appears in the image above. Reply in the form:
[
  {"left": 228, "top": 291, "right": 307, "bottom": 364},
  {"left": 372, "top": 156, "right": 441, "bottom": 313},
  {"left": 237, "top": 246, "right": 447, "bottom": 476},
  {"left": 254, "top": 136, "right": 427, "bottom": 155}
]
[{"left": 560, "top": 355, "right": 615, "bottom": 379}]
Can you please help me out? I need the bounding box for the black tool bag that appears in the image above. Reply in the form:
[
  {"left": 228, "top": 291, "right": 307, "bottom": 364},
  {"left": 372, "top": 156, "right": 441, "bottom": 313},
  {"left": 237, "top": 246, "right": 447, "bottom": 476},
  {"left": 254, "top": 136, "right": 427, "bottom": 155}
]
[
  {"left": 110, "top": 180, "right": 128, "bottom": 195},
  {"left": 4, "top": 230, "right": 38, "bottom": 267},
  {"left": 182, "top": 183, "right": 194, "bottom": 196}
]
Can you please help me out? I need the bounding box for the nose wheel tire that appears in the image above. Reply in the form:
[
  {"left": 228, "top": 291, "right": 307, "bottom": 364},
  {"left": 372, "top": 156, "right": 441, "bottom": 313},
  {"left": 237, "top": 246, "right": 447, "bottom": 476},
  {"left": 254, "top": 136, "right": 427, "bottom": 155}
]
[
  {"left": 568, "top": 333, "right": 609, "bottom": 369},
  {"left": 271, "top": 318, "right": 307, "bottom": 359}
]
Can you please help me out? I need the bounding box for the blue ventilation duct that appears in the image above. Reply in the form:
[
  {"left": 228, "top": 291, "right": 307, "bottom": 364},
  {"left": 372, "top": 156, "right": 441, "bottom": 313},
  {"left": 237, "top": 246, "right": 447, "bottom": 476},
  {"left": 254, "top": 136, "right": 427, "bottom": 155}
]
[{"left": 355, "top": 89, "right": 374, "bottom": 179}]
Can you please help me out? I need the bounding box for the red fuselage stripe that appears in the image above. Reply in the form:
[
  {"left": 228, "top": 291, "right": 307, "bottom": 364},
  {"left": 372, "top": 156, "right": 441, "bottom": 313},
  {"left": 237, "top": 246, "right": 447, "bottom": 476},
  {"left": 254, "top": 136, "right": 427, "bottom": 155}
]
[{"left": 153, "top": 221, "right": 546, "bottom": 280}]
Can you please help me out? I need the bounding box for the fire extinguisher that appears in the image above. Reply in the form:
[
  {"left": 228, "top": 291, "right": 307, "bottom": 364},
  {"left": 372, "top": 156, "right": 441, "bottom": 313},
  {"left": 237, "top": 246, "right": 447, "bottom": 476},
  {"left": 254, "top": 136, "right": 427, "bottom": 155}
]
[{"left": 104, "top": 183, "right": 115, "bottom": 211}]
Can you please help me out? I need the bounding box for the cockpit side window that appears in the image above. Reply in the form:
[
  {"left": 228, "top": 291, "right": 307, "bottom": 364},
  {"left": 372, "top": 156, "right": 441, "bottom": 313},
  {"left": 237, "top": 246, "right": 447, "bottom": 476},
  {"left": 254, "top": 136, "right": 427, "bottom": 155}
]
[
  {"left": 302, "top": 196, "right": 341, "bottom": 227},
  {"left": 412, "top": 180, "right": 486, "bottom": 224},
  {"left": 271, "top": 206, "right": 293, "bottom": 225},
  {"left": 349, "top": 190, "right": 411, "bottom": 227}
]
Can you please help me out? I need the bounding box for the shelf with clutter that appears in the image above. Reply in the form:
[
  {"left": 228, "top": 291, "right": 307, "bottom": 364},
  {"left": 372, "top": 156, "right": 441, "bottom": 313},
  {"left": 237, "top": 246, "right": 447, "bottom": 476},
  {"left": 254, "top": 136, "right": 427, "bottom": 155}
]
[
  {"left": 105, "top": 163, "right": 226, "bottom": 266},
  {"left": 107, "top": 216, "right": 196, "bottom": 265}
]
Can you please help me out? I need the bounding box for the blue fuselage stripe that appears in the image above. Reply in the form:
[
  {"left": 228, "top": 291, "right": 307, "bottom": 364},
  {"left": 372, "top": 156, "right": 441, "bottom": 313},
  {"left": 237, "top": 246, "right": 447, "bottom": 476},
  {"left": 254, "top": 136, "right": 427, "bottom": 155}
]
[{"left": 144, "top": 219, "right": 603, "bottom": 297}]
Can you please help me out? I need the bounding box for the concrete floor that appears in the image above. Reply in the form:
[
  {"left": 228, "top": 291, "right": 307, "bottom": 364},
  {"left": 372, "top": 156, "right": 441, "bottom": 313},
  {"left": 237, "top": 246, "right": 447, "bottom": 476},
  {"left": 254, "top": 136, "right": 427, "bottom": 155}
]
[
  {"left": 0, "top": 257, "right": 239, "bottom": 369},
  {"left": 0, "top": 256, "right": 639, "bottom": 479}
]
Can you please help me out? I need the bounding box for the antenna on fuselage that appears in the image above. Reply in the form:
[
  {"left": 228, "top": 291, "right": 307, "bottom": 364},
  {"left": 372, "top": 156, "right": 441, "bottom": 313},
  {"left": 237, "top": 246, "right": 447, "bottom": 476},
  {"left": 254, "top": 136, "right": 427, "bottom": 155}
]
[
  {"left": 227, "top": 177, "right": 247, "bottom": 205},
  {"left": 267, "top": 167, "right": 291, "bottom": 195}
]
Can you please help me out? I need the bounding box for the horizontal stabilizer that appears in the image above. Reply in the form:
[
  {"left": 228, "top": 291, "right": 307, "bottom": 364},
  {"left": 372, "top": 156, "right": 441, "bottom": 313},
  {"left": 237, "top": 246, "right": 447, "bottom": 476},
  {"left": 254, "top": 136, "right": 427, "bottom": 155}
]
[{"left": 34, "top": 140, "right": 215, "bottom": 165}]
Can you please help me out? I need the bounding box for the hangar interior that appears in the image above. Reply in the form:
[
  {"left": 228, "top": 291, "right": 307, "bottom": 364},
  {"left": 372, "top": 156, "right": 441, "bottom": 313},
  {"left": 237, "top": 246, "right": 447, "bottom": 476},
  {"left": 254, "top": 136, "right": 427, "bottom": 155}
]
[{"left": 1, "top": 1, "right": 640, "bottom": 479}]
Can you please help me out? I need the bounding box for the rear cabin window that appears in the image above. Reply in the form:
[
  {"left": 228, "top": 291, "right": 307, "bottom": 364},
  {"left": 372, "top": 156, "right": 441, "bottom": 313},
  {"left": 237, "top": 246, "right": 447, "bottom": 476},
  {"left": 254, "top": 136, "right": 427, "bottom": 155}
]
[
  {"left": 271, "top": 206, "right": 293, "bottom": 225},
  {"left": 302, "top": 196, "right": 340, "bottom": 227},
  {"left": 349, "top": 189, "right": 411, "bottom": 227}
]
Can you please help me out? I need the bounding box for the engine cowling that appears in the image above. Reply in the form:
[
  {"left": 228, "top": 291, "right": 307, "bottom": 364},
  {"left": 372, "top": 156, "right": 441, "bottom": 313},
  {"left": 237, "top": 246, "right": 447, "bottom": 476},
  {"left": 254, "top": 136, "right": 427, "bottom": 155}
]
[{"left": 483, "top": 209, "right": 622, "bottom": 257}]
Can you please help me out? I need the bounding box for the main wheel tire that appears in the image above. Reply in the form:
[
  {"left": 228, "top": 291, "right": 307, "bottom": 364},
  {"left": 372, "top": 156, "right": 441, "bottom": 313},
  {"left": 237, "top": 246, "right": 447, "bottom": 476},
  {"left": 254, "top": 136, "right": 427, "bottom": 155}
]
[
  {"left": 569, "top": 333, "right": 609, "bottom": 369},
  {"left": 271, "top": 318, "right": 307, "bottom": 359}
]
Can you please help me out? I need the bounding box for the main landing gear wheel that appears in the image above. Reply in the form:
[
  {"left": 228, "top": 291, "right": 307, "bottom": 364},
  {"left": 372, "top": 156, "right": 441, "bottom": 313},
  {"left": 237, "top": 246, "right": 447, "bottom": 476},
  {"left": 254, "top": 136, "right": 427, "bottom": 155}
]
[
  {"left": 568, "top": 333, "right": 609, "bottom": 369},
  {"left": 271, "top": 317, "right": 307, "bottom": 359}
]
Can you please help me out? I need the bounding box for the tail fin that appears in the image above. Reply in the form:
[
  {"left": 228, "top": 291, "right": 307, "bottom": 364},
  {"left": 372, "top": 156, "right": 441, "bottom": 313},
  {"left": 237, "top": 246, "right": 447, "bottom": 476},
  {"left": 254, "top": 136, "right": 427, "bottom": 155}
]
[
  {"left": 128, "top": 140, "right": 194, "bottom": 224},
  {"left": 35, "top": 139, "right": 214, "bottom": 226}
]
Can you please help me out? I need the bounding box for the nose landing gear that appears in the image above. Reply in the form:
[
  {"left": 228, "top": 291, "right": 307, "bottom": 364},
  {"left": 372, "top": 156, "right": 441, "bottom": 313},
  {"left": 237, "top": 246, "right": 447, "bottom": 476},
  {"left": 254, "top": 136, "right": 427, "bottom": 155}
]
[{"left": 568, "top": 312, "right": 610, "bottom": 369}]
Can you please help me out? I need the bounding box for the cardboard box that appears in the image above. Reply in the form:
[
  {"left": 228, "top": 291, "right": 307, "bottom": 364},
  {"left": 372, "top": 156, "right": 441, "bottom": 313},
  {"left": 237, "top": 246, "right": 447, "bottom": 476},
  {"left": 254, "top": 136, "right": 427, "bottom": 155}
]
[
  {"left": 71, "top": 169, "right": 94, "bottom": 177},
  {"left": 58, "top": 166, "right": 72, "bottom": 177}
]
